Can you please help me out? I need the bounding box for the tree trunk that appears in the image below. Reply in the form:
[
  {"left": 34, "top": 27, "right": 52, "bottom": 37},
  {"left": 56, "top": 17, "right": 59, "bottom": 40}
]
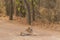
[
  {"left": 24, "top": 0, "right": 31, "bottom": 25},
  {"left": 9, "top": 0, "right": 14, "bottom": 20},
  {"left": 5, "top": 0, "right": 10, "bottom": 16},
  {"left": 32, "top": 0, "right": 35, "bottom": 21}
]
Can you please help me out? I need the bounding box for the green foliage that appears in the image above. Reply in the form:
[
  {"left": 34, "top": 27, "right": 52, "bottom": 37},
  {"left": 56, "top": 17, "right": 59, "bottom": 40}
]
[
  {"left": 16, "top": 0, "right": 20, "bottom": 4},
  {"left": 18, "top": 7, "right": 20, "bottom": 11}
]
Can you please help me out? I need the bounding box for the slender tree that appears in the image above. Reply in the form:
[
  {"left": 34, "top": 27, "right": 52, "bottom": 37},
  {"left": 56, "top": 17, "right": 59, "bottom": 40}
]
[
  {"left": 9, "top": 0, "right": 14, "bottom": 20},
  {"left": 32, "top": 0, "right": 35, "bottom": 21},
  {"left": 5, "top": 0, "right": 10, "bottom": 16},
  {"left": 24, "top": 0, "right": 31, "bottom": 25}
]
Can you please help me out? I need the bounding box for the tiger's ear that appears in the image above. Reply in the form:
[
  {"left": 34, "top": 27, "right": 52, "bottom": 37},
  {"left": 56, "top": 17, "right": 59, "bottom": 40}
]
[{"left": 26, "top": 27, "right": 33, "bottom": 33}]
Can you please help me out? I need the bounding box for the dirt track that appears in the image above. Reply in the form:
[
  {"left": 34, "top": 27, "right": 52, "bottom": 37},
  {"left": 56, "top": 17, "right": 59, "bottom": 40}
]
[{"left": 0, "top": 20, "right": 60, "bottom": 40}]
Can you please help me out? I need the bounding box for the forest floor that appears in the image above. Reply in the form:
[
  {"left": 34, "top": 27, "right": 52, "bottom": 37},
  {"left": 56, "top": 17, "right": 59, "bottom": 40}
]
[{"left": 0, "top": 17, "right": 60, "bottom": 40}]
